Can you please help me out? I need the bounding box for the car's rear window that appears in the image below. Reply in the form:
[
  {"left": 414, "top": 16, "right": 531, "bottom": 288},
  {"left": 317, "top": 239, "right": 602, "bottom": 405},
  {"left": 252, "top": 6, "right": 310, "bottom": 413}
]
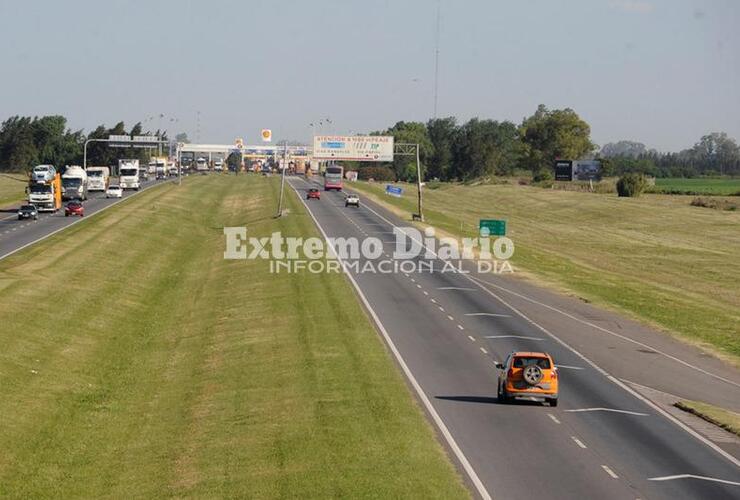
[{"left": 513, "top": 357, "right": 551, "bottom": 369}]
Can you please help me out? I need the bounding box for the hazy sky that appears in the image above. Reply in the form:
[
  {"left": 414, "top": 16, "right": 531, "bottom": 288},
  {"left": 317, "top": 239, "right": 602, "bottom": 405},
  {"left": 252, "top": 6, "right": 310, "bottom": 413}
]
[{"left": 1, "top": 0, "right": 737, "bottom": 151}]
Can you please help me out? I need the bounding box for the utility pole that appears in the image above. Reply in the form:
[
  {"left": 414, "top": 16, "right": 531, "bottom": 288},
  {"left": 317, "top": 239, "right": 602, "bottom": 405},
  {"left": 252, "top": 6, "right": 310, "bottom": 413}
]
[
  {"left": 416, "top": 144, "right": 424, "bottom": 221},
  {"left": 276, "top": 139, "right": 288, "bottom": 217},
  {"left": 433, "top": 0, "right": 441, "bottom": 119}
]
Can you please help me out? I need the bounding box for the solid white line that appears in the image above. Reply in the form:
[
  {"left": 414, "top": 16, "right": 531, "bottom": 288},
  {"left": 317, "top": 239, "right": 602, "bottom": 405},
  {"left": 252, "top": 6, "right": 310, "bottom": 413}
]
[
  {"left": 648, "top": 474, "right": 740, "bottom": 486},
  {"left": 288, "top": 180, "right": 493, "bottom": 500},
  {"left": 565, "top": 408, "right": 648, "bottom": 417},
  {"left": 571, "top": 436, "right": 588, "bottom": 449},
  {"left": 352, "top": 194, "right": 740, "bottom": 468},
  {"left": 0, "top": 181, "right": 165, "bottom": 262},
  {"left": 547, "top": 413, "right": 561, "bottom": 424},
  {"left": 437, "top": 286, "right": 477, "bottom": 291},
  {"left": 468, "top": 274, "right": 740, "bottom": 390},
  {"left": 484, "top": 335, "right": 543, "bottom": 341},
  {"left": 556, "top": 364, "right": 584, "bottom": 370},
  {"left": 601, "top": 465, "right": 619, "bottom": 479},
  {"left": 464, "top": 313, "right": 511, "bottom": 317}
]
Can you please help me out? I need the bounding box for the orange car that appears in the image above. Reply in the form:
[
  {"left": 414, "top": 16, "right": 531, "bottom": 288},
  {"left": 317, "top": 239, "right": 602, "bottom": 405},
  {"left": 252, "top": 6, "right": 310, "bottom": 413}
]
[{"left": 496, "top": 351, "right": 558, "bottom": 406}]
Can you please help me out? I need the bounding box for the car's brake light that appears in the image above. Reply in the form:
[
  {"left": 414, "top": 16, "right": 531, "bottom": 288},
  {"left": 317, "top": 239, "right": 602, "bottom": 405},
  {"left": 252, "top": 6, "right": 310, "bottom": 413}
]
[
  {"left": 551, "top": 368, "right": 558, "bottom": 380},
  {"left": 507, "top": 368, "right": 514, "bottom": 379}
]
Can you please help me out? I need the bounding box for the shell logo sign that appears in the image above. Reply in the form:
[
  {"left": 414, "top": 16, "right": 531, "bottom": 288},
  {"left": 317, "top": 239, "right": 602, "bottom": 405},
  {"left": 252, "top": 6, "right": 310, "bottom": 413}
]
[{"left": 261, "top": 129, "right": 272, "bottom": 142}]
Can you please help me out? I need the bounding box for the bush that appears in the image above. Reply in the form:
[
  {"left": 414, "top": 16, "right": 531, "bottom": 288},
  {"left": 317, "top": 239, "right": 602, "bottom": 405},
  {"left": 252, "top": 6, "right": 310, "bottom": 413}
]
[
  {"left": 358, "top": 166, "right": 395, "bottom": 182},
  {"left": 616, "top": 173, "right": 647, "bottom": 197},
  {"left": 533, "top": 168, "right": 554, "bottom": 183}
]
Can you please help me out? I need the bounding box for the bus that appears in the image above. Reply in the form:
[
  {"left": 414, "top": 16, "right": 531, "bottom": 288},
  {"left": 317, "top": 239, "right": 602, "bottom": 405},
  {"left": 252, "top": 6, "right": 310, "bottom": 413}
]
[{"left": 324, "top": 165, "right": 344, "bottom": 191}]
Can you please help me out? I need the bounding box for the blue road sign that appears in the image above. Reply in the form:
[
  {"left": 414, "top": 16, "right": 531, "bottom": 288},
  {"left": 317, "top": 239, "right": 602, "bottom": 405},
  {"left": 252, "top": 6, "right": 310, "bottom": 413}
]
[{"left": 386, "top": 185, "right": 403, "bottom": 197}]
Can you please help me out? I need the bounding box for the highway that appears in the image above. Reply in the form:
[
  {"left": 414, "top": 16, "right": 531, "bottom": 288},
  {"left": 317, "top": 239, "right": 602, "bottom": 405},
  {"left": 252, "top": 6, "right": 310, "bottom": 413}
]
[
  {"left": 0, "top": 177, "right": 170, "bottom": 260},
  {"left": 288, "top": 176, "right": 740, "bottom": 500}
]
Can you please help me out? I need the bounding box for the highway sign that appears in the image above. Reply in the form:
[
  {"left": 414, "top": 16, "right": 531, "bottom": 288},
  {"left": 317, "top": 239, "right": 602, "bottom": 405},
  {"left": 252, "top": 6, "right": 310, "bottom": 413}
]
[
  {"left": 261, "top": 129, "right": 272, "bottom": 142},
  {"left": 386, "top": 185, "right": 403, "bottom": 197},
  {"left": 313, "top": 135, "right": 394, "bottom": 162},
  {"left": 479, "top": 219, "right": 506, "bottom": 236}
]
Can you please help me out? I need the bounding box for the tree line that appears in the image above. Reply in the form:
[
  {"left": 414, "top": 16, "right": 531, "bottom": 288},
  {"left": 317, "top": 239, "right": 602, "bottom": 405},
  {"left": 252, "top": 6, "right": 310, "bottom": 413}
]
[
  {"left": 0, "top": 115, "right": 171, "bottom": 172},
  {"left": 353, "top": 105, "right": 739, "bottom": 181}
]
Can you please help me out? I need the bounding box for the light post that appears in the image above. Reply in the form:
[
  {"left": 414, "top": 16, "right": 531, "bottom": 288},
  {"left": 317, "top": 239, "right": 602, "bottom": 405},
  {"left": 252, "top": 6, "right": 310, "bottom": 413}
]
[{"left": 276, "top": 140, "right": 288, "bottom": 217}]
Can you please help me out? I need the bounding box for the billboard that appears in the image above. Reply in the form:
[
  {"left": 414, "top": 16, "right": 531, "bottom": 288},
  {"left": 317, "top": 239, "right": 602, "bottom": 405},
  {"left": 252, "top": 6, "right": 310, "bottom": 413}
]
[
  {"left": 573, "top": 160, "right": 602, "bottom": 181},
  {"left": 313, "top": 135, "right": 394, "bottom": 162},
  {"left": 554, "top": 160, "right": 573, "bottom": 181}
]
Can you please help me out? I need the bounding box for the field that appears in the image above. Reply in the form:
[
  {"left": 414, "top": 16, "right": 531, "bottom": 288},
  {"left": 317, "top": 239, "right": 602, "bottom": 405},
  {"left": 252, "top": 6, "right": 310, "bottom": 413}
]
[
  {"left": 0, "top": 173, "right": 27, "bottom": 207},
  {"left": 0, "top": 175, "right": 467, "bottom": 498},
  {"left": 351, "top": 181, "right": 740, "bottom": 361},
  {"left": 653, "top": 177, "right": 740, "bottom": 195}
]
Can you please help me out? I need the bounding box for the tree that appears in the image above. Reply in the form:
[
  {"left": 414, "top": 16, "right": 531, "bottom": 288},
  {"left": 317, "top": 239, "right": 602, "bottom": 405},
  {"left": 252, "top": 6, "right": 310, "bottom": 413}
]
[
  {"left": 451, "top": 118, "right": 520, "bottom": 180},
  {"left": 426, "top": 117, "right": 457, "bottom": 180},
  {"left": 175, "top": 132, "right": 190, "bottom": 144},
  {"left": 601, "top": 140, "right": 647, "bottom": 158},
  {"left": 379, "top": 121, "right": 433, "bottom": 182},
  {"left": 519, "top": 104, "right": 595, "bottom": 173},
  {"left": 691, "top": 132, "right": 740, "bottom": 176}
]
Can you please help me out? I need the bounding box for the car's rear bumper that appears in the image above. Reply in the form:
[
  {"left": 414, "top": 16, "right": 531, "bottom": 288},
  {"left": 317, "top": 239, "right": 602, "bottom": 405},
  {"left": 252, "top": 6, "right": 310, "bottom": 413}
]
[{"left": 508, "top": 390, "right": 558, "bottom": 400}]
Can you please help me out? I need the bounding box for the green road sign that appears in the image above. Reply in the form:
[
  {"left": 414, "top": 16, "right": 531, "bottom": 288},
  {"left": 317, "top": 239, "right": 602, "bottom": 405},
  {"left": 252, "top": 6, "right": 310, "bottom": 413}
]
[{"left": 479, "top": 219, "right": 506, "bottom": 236}]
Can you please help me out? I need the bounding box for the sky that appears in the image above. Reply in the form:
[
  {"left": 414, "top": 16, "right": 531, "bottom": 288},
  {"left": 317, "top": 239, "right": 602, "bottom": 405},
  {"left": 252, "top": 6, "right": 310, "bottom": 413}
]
[{"left": 0, "top": 0, "right": 738, "bottom": 152}]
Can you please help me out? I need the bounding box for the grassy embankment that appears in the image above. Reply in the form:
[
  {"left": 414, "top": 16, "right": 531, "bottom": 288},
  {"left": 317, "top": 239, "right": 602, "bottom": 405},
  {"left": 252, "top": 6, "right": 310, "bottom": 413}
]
[
  {"left": 0, "top": 173, "right": 27, "bottom": 207},
  {"left": 0, "top": 175, "right": 468, "bottom": 498},
  {"left": 652, "top": 177, "right": 740, "bottom": 196},
  {"left": 351, "top": 181, "right": 740, "bottom": 362}
]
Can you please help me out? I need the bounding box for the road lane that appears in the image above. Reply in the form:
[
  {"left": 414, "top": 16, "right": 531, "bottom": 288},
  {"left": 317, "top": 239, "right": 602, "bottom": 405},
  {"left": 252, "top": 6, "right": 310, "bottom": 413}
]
[{"left": 288, "top": 176, "right": 740, "bottom": 500}]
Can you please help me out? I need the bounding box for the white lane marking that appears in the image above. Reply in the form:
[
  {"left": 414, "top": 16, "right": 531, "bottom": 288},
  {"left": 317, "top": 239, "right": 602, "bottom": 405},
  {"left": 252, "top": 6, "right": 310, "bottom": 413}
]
[
  {"left": 571, "top": 436, "right": 588, "bottom": 449},
  {"left": 468, "top": 335, "right": 476, "bottom": 342},
  {"left": 547, "top": 413, "right": 561, "bottom": 424},
  {"left": 410, "top": 278, "right": 416, "bottom": 283},
  {"left": 447, "top": 315, "right": 454, "bottom": 321},
  {"left": 438, "top": 306, "right": 445, "bottom": 312},
  {"left": 464, "top": 313, "right": 511, "bottom": 317},
  {"left": 404, "top": 273, "right": 409, "bottom": 277},
  {"left": 289, "top": 180, "right": 493, "bottom": 500},
  {"left": 416, "top": 284, "right": 422, "bottom": 289},
  {"left": 349, "top": 194, "right": 740, "bottom": 466},
  {"left": 601, "top": 465, "right": 619, "bottom": 479},
  {"left": 423, "top": 291, "right": 429, "bottom": 296},
  {"left": 468, "top": 274, "right": 740, "bottom": 390},
  {"left": 430, "top": 298, "right": 437, "bottom": 303},
  {"left": 484, "top": 335, "right": 544, "bottom": 340},
  {"left": 565, "top": 408, "right": 648, "bottom": 417},
  {"left": 648, "top": 474, "right": 740, "bottom": 486},
  {"left": 480, "top": 347, "right": 488, "bottom": 354},
  {"left": 437, "top": 287, "right": 477, "bottom": 291},
  {"left": 556, "top": 364, "right": 584, "bottom": 370},
  {"left": 457, "top": 324, "right": 465, "bottom": 331}
]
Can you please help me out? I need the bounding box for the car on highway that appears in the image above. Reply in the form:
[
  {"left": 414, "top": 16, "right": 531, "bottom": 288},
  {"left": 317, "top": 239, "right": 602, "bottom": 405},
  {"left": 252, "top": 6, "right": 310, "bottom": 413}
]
[
  {"left": 17, "top": 204, "right": 39, "bottom": 221},
  {"left": 496, "top": 351, "right": 558, "bottom": 406},
  {"left": 106, "top": 185, "right": 123, "bottom": 198},
  {"left": 64, "top": 201, "right": 84, "bottom": 217},
  {"left": 307, "top": 188, "right": 321, "bottom": 200},
  {"left": 31, "top": 164, "right": 56, "bottom": 183},
  {"left": 345, "top": 194, "right": 360, "bottom": 207}
]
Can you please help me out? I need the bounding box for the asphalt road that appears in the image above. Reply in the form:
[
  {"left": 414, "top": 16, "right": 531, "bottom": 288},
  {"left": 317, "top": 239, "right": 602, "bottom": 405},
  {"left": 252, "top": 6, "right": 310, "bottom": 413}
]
[
  {"left": 288, "top": 176, "right": 740, "bottom": 500},
  {"left": 0, "top": 177, "right": 170, "bottom": 260}
]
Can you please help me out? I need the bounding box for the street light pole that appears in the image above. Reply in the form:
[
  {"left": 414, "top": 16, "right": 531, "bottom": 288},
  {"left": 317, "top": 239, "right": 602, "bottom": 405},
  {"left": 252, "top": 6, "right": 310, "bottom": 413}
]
[
  {"left": 416, "top": 144, "right": 424, "bottom": 222},
  {"left": 276, "top": 140, "right": 288, "bottom": 217}
]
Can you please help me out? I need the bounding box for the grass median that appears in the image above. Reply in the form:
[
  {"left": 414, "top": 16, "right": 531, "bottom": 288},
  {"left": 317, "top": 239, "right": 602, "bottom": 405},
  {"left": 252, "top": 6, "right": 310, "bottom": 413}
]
[
  {"left": 0, "top": 175, "right": 468, "bottom": 498},
  {"left": 0, "top": 173, "right": 27, "bottom": 207},
  {"left": 350, "top": 180, "right": 740, "bottom": 362}
]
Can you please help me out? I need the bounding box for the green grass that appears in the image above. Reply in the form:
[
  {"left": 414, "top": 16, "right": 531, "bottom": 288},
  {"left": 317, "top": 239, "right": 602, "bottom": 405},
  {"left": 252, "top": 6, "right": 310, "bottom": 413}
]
[
  {"left": 351, "top": 181, "right": 740, "bottom": 361},
  {"left": 0, "top": 173, "right": 27, "bottom": 207},
  {"left": 0, "top": 175, "right": 468, "bottom": 498},
  {"left": 653, "top": 177, "right": 740, "bottom": 196},
  {"left": 675, "top": 400, "right": 740, "bottom": 437}
]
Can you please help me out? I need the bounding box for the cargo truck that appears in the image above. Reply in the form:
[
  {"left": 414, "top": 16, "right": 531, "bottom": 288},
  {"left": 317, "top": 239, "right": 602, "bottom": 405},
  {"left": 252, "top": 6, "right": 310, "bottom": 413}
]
[
  {"left": 62, "top": 166, "right": 88, "bottom": 201},
  {"left": 119, "top": 159, "right": 141, "bottom": 190},
  {"left": 86, "top": 166, "right": 110, "bottom": 191},
  {"left": 27, "top": 173, "right": 62, "bottom": 212}
]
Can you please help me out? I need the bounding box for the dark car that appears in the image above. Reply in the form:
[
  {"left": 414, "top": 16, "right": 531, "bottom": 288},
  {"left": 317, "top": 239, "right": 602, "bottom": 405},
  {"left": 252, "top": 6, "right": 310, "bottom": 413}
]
[
  {"left": 65, "top": 201, "right": 84, "bottom": 217},
  {"left": 307, "top": 188, "right": 321, "bottom": 200},
  {"left": 17, "top": 204, "right": 39, "bottom": 220}
]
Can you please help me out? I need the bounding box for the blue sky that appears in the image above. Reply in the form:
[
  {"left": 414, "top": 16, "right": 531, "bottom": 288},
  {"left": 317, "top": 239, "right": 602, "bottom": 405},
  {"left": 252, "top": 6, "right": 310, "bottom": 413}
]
[{"left": 0, "top": 0, "right": 737, "bottom": 151}]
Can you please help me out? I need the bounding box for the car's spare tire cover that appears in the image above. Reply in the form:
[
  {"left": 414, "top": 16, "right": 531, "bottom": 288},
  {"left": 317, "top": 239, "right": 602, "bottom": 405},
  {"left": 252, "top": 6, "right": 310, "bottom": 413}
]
[{"left": 523, "top": 364, "right": 543, "bottom": 385}]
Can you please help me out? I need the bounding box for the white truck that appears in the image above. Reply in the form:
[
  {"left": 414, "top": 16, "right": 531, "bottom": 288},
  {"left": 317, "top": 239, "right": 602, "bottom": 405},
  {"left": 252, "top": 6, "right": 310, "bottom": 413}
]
[
  {"left": 86, "top": 166, "right": 110, "bottom": 192},
  {"left": 119, "top": 159, "right": 141, "bottom": 190},
  {"left": 61, "top": 166, "right": 88, "bottom": 201},
  {"left": 195, "top": 157, "right": 209, "bottom": 174}
]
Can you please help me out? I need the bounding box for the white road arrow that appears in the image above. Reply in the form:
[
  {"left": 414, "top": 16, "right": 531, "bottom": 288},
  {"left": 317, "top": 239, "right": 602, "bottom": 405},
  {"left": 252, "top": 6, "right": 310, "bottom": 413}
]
[
  {"left": 565, "top": 407, "right": 649, "bottom": 416},
  {"left": 648, "top": 474, "right": 740, "bottom": 486}
]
